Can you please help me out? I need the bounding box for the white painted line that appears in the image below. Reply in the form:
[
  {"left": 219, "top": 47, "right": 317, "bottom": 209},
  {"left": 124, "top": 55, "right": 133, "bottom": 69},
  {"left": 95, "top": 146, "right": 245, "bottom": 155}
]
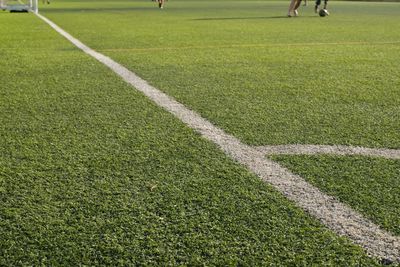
[
  {"left": 36, "top": 13, "right": 400, "bottom": 262},
  {"left": 258, "top": 144, "right": 400, "bottom": 160}
]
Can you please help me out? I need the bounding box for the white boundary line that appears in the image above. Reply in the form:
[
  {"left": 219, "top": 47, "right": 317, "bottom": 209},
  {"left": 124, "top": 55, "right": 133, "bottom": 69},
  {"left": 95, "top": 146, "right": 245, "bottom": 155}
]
[
  {"left": 258, "top": 144, "right": 400, "bottom": 160},
  {"left": 35, "top": 13, "right": 400, "bottom": 262}
]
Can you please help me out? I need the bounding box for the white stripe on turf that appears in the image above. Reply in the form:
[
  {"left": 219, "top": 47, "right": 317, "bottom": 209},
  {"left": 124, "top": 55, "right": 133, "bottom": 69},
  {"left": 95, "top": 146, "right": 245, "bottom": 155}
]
[
  {"left": 258, "top": 145, "right": 400, "bottom": 159},
  {"left": 36, "top": 13, "right": 400, "bottom": 263}
]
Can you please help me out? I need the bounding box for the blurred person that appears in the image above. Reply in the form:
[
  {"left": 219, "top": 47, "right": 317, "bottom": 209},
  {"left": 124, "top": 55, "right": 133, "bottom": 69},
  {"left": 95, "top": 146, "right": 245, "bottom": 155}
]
[
  {"left": 157, "top": 0, "right": 165, "bottom": 9},
  {"left": 1, "top": 0, "right": 7, "bottom": 10},
  {"left": 315, "top": 0, "right": 328, "bottom": 13},
  {"left": 287, "top": 0, "right": 301, "bottom": 17}
]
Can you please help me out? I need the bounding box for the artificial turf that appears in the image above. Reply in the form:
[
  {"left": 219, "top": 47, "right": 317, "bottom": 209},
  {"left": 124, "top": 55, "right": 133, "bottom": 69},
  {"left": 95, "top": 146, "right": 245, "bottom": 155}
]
[
  {"left": 272, "top": 155, "right": 400, "bottom": 236},
  {"left": 0, "top": 11, "right": 383, "bottom": 265},
  {"left": 40, "top": 0, "right": 400, "bottom": 148}
]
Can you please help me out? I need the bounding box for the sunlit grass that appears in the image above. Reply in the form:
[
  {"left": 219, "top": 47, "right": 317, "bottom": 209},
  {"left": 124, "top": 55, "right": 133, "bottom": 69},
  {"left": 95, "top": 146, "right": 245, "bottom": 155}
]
[
  {"left": 273, "top": 155, "right": 400, "bottom": 236},
  {"left": 41, "top": 0, "right": 400, "bottom": 148},
  {"left": 1, "top": 0, "right": 399, "bottom": 264},
  {"left": 0, "top": 11, "right": 380, "bottom": 265}
]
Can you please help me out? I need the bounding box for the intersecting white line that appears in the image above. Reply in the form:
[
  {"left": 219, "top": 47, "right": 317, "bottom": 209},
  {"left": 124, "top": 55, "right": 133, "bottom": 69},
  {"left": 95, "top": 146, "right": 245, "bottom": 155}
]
[
  {"left": 258, "top": 144, "right": 400, "bottom": 160},
  {"left": 36, "top": 12, "right": 400, "bottom": 262}
]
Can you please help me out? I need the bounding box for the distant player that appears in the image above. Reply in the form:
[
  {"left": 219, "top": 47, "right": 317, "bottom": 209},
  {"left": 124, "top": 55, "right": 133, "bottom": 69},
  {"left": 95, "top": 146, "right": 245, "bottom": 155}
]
[
  {"left": 157, "top": 0, "right": 165, "bottom": 9},
  {"left": 0, "top": 0, "right": 7, "bottom": 10},
  {"left": 315, "top": 0, "right": 328, "bottom": 13},
  {"left": 287, "top": 0, "right": 302, "bottom": 17}
]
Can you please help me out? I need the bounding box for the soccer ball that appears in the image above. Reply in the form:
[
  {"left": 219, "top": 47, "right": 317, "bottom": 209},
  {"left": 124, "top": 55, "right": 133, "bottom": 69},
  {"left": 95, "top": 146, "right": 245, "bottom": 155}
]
[{"left": 319, "top": 9, "right": 329, "bottom": 17}]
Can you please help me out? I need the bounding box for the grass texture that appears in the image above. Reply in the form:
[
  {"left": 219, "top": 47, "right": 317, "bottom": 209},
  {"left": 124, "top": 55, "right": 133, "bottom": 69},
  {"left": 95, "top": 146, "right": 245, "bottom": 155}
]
[
  {"left": 41, "top": 0, "right": 400, "bottom": 148},
  {"left": 273, "top": 155, "right": 400, "bottom": 236},
  {"left": 0, "top": 11, "right": 382, "bottom": 266}
]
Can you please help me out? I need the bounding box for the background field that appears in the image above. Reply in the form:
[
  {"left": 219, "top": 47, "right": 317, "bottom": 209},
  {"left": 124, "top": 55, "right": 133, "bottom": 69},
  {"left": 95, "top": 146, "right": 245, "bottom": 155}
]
[
  {"left": 1, "top": 0, "right": 399, "bottom": 265},
  {"left": 41, "top": 0, "right": 400, "bottom": 148},
  {"left": 40, "top": 0, "right": 400, "bottom": 239}
]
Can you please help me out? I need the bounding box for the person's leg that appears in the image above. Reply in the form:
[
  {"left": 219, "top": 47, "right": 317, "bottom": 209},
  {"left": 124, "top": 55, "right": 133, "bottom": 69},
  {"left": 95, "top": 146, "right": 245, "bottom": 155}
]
[
  {"left": 287, "top": 0, "right": 297, "bottom": 17},
  {"left": 293, "top": 0, "right": 301, "bottom": 16},
  {"left": 315, "top": 0, "right": 321, "bottom": 12},
  {"left": 323, "top": 0, "right": 328, "bottom": 9}
]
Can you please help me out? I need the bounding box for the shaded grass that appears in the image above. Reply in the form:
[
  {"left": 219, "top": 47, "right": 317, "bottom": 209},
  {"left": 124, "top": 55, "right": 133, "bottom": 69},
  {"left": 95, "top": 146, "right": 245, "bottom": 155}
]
[
  {"left": 40, "top": 0, "right": 400, "bottom": 148},
  {"left": 272, "top": 155, "right": 400, "bottom": 236},
  {"left": 0, "top": 12, "right": 381, "bottom": 265}
]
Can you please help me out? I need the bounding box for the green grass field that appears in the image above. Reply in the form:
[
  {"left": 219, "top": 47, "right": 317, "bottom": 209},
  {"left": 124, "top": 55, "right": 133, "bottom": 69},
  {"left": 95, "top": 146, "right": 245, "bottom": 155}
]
[
  {"left": 1, "top": 0, "right": 399, "bottom": 265},
  {"left": 273, "top": 155, "right": 400, "bottom": 235},
  {"left": 40, "top": 0, "right": 400, "bottom": 148}
]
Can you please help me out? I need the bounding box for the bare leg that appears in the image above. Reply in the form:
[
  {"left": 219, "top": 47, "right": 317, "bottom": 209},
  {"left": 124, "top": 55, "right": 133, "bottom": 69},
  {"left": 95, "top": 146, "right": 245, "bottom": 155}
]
[
  {"left": 293, "top": 0, "right": 301, "bottom": 15},
  {"left": 287, "top": 0, "right": 297, "bottom": 17}
]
